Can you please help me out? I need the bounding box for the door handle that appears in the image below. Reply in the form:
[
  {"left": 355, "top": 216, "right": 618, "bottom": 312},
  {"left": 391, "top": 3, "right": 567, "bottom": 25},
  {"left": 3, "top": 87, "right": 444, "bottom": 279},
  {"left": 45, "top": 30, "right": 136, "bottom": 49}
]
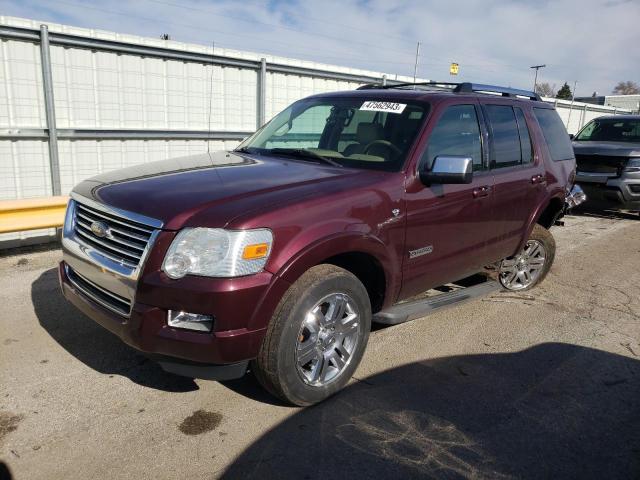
[
  {"left": 531, "top": 174, "right": 546, "bottom": 185},
  {"left": 473, "top": 185, "right": 492, "bottom": 198}
]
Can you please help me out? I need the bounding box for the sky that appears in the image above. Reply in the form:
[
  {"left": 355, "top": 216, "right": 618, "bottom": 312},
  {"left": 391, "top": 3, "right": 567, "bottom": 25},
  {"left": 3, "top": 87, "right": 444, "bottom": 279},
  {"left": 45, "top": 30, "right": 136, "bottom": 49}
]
[{"left": 1, "top": 0, "right": 639, "bottom": 96}]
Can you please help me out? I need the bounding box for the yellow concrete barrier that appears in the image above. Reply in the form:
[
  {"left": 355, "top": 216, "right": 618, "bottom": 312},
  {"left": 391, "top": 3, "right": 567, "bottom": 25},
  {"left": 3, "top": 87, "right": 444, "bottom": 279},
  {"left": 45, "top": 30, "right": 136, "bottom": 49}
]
[{"left": 0, "top": 196, "right": 69, "bottom": 234}]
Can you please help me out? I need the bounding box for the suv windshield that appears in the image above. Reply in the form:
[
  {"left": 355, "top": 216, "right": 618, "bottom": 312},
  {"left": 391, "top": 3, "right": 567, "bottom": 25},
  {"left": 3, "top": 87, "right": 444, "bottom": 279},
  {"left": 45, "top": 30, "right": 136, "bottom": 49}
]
[
  {"left": 236, "top": 97, "right": 429, "bottom": 171},
  {"left": 575, "top": 117, "right": 640, "bottom": 143}
]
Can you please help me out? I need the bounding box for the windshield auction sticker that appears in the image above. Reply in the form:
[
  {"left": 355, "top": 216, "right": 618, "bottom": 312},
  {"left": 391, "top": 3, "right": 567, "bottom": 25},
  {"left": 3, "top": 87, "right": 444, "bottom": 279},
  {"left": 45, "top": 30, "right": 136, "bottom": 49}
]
[{"left": 360, "top": 101, "right": 407, "bottom": 114}]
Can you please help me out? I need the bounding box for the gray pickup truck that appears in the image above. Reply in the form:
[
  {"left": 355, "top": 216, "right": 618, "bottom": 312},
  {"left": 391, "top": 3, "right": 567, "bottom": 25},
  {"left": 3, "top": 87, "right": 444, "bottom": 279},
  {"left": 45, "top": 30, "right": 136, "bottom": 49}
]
[{"left": 572, "top": 115, "right": 640, "bottom": 212}]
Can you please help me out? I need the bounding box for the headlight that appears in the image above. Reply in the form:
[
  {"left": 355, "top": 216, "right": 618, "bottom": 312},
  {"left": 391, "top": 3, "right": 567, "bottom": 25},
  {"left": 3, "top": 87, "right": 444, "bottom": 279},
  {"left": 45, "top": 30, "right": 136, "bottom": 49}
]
[
  {"left": 162, "top": 228, "right": 273, "bottom": 279},
  {"left": 624, "top": 158, "right": 640, "bottom": 173}
]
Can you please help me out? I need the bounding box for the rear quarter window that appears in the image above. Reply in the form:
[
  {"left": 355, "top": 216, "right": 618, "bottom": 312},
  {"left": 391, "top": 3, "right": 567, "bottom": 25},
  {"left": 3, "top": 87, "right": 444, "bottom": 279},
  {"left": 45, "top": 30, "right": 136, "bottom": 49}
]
[{"left": 533, "top": 108, "right": 575, "bottom": 161}]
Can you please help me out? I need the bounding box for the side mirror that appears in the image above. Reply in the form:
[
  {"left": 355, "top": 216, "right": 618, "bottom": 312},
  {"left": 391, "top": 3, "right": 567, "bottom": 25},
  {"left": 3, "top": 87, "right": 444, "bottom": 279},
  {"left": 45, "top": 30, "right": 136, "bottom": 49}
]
[
  {"left": 420, "top": 156, "right": 473, "bottom": 185},
  {"left": 569, "top": 134, "right": 575, "bottom": 140}
]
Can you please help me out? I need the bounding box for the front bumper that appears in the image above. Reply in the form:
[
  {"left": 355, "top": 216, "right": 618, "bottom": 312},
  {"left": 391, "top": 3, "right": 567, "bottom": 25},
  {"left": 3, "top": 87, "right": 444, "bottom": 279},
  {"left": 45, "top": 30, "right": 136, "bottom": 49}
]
[
  {"left": 59, "top": 193, "right": 295, "bottom": 380},
  {"left": 576, "top": 171, "right": 640, "bottom": 209},
  {"left": 59, "top": 260, "right": 275, "bottom": 379}
]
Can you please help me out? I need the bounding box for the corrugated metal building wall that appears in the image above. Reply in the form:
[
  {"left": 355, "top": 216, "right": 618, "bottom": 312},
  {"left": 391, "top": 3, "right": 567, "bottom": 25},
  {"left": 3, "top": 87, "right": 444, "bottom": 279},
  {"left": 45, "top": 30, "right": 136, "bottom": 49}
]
[
  {"left": 0, "top": 16, "right": 423, "bottom": 245},
  {"left": 0, "top": 16, "right": 629, "bottom": 245}
]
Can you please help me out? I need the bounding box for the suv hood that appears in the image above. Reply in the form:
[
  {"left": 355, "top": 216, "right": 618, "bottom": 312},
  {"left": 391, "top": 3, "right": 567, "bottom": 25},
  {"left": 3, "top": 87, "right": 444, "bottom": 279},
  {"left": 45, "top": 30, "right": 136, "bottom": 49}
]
[
  {"left": 572, "top": 141, "right": 640, "bottom": 157},
  {"left": 73, "top": 151, "right": 361, "bottom": 230}
]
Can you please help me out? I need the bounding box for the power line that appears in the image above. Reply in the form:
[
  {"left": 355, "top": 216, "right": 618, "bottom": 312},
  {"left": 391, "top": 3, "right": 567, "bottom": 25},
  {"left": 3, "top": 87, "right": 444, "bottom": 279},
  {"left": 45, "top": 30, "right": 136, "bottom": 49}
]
[
  {"left": 45, "top": 0, "right": 418, "bottom": 59},
  {"left": 145, "top": 0, "right": 420, "bottom": 45},
  {"left": 140, "top": 0, "right": 534, "bottom": 70},
  {"left": 44, "top": 0, "right": 531, "bottom": 72},
  {"left": 27, "top": 0, "right": 603, "bottom": 81}
]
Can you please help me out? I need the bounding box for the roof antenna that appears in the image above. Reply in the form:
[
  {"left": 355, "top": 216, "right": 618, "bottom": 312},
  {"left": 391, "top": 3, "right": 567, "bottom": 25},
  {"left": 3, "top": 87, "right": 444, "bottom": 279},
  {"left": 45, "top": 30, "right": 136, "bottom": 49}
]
[{"left": 207, "top": 40, "right": 215, "bottom": 153}]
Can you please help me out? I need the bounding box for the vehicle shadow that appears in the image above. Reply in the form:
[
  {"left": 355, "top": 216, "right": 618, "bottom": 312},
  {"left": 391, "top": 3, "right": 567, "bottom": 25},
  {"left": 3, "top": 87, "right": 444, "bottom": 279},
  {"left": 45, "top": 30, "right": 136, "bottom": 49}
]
[
  {"left": 221, "top": 372, "right": 290, "bottom": 407},
  {"left": 221, "top": 343, "right": 639, "bottom": 480},
  {"left": 570, "top": 202, "right": 639, "bottom": 221},
  {"left": 31, "top": 268, "right": 198, "bottom": 392}
]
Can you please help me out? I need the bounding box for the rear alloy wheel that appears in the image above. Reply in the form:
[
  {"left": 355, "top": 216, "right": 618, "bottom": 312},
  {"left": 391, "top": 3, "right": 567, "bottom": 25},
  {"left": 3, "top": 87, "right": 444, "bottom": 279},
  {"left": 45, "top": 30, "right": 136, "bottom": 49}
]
[{"left": 498, "top": 224, "right": 555, "bottom": 291}]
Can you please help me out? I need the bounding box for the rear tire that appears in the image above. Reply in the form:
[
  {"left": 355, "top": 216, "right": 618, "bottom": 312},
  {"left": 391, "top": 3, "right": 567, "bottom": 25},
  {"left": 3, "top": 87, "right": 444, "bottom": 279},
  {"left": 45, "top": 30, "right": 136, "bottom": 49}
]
[
  {"left": 252, "top": 264, "right": 371, "bottom": 406},
  {"left": 498, "top": 224, "right": 555, "bottom": 291}
]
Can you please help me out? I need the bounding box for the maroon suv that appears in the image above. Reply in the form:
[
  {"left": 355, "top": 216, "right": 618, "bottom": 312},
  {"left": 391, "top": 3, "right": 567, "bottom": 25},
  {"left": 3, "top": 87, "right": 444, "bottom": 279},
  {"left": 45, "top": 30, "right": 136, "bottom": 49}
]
[{"left": 59, "top": 82, "right": 584, "bottom": 405}]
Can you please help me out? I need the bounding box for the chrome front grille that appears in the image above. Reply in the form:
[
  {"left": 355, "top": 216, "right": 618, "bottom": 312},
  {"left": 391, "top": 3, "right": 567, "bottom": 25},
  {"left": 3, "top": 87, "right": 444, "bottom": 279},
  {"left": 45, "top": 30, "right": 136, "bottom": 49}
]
[
  {"left": 73, "top": 201, "right": 155, "bottom": 268},
  {"left": 66, "top": 265, "right": 132, "bottom": 317}
]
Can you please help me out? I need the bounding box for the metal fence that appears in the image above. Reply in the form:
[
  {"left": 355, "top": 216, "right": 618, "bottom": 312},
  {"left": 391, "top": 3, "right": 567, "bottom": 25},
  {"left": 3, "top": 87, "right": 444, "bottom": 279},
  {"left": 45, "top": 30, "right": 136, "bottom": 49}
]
[
  {"left": 0, "top": 16, "right": 630, "bottom": 246},
  {"left": 546, "top": 97, "right": 630, "bottom": 135},
  {"left": 0, "top": 16, "right": 425, "bottom": 245}
]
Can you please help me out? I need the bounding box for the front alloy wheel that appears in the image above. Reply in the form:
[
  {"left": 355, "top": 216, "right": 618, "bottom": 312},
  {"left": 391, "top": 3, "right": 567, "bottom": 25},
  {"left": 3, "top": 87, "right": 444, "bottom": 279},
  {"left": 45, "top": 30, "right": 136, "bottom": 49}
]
[
  {"left": 295, "top": 293, "right": 361, "bottom": 386},
  {"left": 253, "top": 264, "right": 371, "bottom": 406}
]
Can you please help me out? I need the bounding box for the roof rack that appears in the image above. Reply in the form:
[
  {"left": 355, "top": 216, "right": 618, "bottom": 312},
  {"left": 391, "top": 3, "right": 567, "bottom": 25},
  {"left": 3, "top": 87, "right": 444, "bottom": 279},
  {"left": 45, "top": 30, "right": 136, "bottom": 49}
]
[
  {"left": 455, "top": 83, "right": 541, "bottom": 100},
  {"left": 357, "top": 81, "right": 541, "bottom": 101},
  {"left": 357, "top": 81, "right": 457, "bottom": 91}
]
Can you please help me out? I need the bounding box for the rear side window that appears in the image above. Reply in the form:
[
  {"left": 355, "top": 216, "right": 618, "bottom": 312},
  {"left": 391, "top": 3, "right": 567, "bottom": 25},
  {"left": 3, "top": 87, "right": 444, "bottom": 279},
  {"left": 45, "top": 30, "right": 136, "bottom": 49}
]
[
  {"left": 421, "top": 104, "right": 484, "bottom": 171},
  {"left": 485, "top": 105, "right": 521, "bottom": 168},
  {"left": 514, "top": 108, "right": 533, "bottom": 163},
  {"left": 533, "top": 108, "right": 575, "bottom": 161}
]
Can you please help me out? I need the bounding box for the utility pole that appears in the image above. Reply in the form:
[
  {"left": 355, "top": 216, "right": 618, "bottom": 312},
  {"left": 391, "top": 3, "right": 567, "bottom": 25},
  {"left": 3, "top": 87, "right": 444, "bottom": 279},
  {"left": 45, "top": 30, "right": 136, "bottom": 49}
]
[
  {"left": 413, "top": 42, "right": 421, "bottom": 88},
  {"left": 530, "top": 64, "right": 546, "bottom": 92},
  {"left": 566, "top": 80, "right": 578, "bottom": 128}
]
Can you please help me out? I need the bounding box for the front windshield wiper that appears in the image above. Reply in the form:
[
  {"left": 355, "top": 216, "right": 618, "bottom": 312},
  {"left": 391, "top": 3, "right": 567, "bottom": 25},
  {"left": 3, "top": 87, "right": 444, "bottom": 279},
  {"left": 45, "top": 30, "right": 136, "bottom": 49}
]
[
  {"left": 234, "top": 146, "right": 256, "bottom": 154},
  {"left": 269, "top": 148, "right": 343, "bottom": 167}
]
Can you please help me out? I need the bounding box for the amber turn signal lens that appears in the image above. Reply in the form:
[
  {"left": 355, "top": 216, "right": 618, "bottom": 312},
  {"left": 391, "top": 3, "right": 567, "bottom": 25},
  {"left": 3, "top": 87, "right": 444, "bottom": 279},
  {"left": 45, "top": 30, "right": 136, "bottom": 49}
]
[{"left": 242, "top": 243, "right": 269, "bottom": 260}]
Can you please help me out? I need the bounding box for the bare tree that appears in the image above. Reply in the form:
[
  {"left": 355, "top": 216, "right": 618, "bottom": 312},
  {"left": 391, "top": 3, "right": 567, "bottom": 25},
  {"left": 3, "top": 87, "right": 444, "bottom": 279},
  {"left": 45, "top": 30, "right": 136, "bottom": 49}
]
[
  {"left": 612, "top": 81, "right": 640, "bottom": 95},
  {"left": 535, "top": 82, "right": 556, "bottom": 97}
]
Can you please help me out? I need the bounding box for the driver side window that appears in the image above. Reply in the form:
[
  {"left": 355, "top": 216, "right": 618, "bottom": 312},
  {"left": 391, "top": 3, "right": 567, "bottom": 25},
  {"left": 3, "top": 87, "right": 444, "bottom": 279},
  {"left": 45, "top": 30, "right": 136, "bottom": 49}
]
[{"left": 420, "top": 105, "right": 484, "bottom": 171}]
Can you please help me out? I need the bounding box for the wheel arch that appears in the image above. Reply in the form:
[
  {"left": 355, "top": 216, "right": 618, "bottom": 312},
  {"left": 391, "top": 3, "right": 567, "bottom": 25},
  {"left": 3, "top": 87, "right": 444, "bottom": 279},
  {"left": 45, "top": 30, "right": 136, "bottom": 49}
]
[
  {"left": 321, "top": 251, "right": 387, "bottom": 313},
  {"left": 536, "top": 196, "right": 565, "bottom": 229},
  {"left": 515, "top": 193, "right": 565, "bottom": 253},
  {"left": 248, "top": 233, "right": 399, "bottom": 332},
  {"left": 274, "top": 233, "right": 399, "bottom": 312}
]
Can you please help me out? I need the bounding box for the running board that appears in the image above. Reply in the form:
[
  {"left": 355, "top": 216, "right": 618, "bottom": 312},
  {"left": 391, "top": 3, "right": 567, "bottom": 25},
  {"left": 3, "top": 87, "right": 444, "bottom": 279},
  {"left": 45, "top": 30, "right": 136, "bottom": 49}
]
[{"left": 373, "top": 280, "right": 501, "bottom": 325}]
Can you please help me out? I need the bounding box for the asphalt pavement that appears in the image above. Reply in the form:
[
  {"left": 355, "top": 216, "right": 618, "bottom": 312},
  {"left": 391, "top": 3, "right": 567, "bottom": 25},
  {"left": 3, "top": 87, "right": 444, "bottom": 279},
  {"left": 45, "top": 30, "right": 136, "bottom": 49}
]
[{"left": 1, "top": 209, "right": 639, "bottom": 479}]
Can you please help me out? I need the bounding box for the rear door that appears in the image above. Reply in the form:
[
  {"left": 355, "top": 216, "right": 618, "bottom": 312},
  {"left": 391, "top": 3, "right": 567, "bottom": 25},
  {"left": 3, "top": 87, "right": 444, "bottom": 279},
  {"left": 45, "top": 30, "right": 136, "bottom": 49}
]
[{"left": 481, "top": 102, "right": 546, "bottom": 261}]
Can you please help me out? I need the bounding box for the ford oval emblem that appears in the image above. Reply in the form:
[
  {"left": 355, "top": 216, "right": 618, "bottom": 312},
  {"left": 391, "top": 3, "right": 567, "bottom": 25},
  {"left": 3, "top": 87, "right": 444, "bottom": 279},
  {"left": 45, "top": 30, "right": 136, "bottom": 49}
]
[{"left": 90, "top": 221, "right": 110, "bottom": 238}]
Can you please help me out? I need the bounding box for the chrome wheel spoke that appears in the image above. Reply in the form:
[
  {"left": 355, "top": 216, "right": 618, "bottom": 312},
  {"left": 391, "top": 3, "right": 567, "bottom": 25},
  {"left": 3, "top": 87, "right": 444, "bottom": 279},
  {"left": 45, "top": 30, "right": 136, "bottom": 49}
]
[
  {"left": 501, "top": 258, "right": 517, "bottom": 268},
  {"left": 503, "top": 268, "right": 518, "bottom": 286},
  {"left": 297, "top": 340, "right": 319, "bottom": 366},
  {"left": 327, "top": 348, "right": 347, "bottom": 371},
  {"left": 335, "top": 343, "right": 351, "bottom": 365},
  {"left": 309, "top": 356, "right": 324, "bottom": 383},
  {"left": 529, "top": 256, "right": 545, "bottom": 266},
  {"left": 337, "top": 312, "right": 359, "bottom": 334},
  {"left": 324, "top": 294, "right": 347, "bottom": 326},
  {"left": 318, "top": 356, "right": 332, "bottom": 383},
  {"left": 527, "top": 243, "right": 542, "bottom": 258}
]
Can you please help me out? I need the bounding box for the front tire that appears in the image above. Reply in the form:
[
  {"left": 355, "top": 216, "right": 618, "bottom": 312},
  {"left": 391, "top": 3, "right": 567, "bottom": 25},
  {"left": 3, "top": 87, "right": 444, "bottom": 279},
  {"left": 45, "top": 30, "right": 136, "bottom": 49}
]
[
  {"left": 253, "top": 264, "right": 371, "bottom": 406},
  {"left": 498, "top": 224, "right": 556, "bottom": 291}
]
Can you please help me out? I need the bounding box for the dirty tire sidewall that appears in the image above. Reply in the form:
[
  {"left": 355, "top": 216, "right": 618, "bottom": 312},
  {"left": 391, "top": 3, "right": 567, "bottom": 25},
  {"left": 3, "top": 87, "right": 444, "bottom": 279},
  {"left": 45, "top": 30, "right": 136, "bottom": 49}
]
[{"left": 254, "top": 265, "right": 371, "bottom": 406}]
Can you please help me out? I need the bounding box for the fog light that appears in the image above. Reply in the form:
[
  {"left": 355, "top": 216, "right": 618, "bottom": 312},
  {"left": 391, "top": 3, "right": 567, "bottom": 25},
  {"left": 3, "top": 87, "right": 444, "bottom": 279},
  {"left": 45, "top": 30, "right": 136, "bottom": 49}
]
[{"left": 168, "top": 310, "right": 213, "bottom": 332}]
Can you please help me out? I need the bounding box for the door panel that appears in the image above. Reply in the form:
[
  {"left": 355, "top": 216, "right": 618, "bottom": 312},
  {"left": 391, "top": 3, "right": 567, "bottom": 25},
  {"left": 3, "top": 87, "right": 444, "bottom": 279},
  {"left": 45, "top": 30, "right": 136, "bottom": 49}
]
[
  {"left": 400, "top": 103, "right": 495, "bottom": 300},
  {"left": 482, "top": 104, "right": 546, "bottom": 261}
]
